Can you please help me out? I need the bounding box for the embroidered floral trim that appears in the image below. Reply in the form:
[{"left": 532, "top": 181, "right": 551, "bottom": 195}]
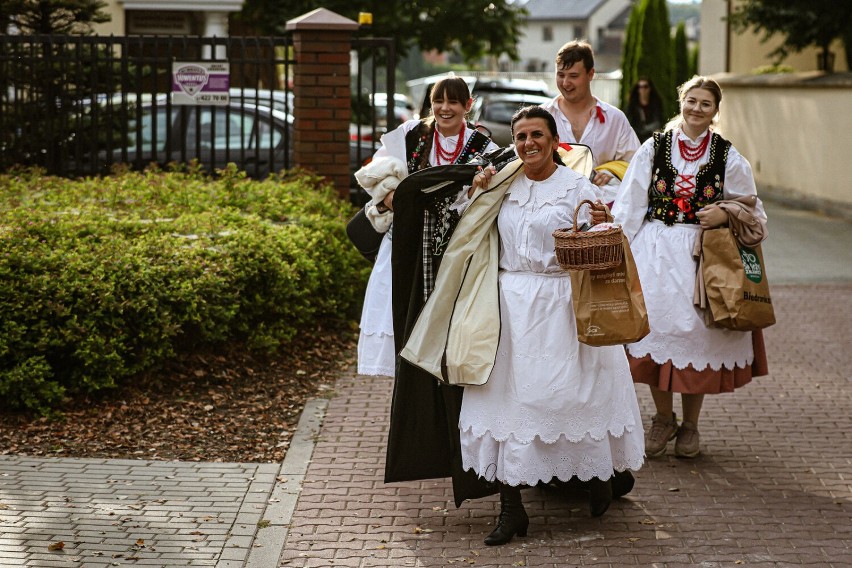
[
  {"left": 646, "top": 131, "right": 729, "bottom": 225},
  {"left": 407, "top": 130, "right": 430, "bottom": 172},
  {"left": 431, "top": 195, "right": 460, "bottom": 257}
]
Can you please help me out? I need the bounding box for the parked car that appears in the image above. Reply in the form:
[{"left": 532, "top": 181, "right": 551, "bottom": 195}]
[
  {"left": 228, "top": 87, "right": 294, "bottom": 114},
  {"left": 371, "top": 92, "right": 416, "bottom": 124},
  {"left": 98, "top": 99, "right": 295, "bottom": 179},
  {"left": 226, "top": 88, "right": 375, "bottom": 202},
  {"left": 75, "top": 91, "right": 375, "bottom": 204},
  {"left": 468, "top": 92, "right": 553, "bottom": 147},
  {"left": 407, "top": 74, "right": 553, "bottom": 120},
  {"left": 349, "top": 92, "right": 414, "bottom": 144}
]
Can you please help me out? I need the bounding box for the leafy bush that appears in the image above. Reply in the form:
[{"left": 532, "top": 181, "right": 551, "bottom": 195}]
[
  {"left": 0, "top": 166, "right": 370, "bottom": 413},
  {"left": 751, "top": 64, "right": 796, "bottom": 75}
]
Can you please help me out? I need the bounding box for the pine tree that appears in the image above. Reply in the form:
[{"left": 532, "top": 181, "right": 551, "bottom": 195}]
[
  {"left": 688, "top": 44, "right": 700, "bottom": 78},
  {"left": 632, "top": 0, "right": 674, "bottom": 117},
  {"left": 620, "top": 0, "right": 646, "bottom": 108},
  {"left": 1, "top": 0, "right": 110, "bottom": 34},
  {"left": 673, "top": 21, "right": 690, "bottom": 90},
  {"left": 653, "top": 0, "right": 674, "bottom": 117},
  {"left": 0, "top": 0, "right": 113, "bottom": 171}
]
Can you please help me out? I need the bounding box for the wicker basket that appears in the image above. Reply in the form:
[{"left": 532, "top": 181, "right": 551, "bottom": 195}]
[{"left": 553, "top": 199, "right": 623, "bottom": 271}]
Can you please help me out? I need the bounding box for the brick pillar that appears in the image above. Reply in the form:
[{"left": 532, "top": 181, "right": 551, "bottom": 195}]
[{"left": 286, "top": 9, "right": 358, "bottom": 199}]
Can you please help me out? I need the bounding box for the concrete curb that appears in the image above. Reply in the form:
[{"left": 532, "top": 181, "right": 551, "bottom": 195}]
[{"left": 244, "top": 398, "right": 328, "bottom": 568}]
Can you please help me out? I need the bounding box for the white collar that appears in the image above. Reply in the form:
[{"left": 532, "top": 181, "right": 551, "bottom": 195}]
[
  {"left": 507, "top": 166, "right": 581, "bottom": 207},
  {"left": 676, "top": 127, "right": 710, "bottom": 144}
]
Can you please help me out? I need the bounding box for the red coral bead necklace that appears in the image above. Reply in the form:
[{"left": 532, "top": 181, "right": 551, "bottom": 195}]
[
  {"left": 434, "top": 123, "right": 465, "bottom": 165},
  {"left": 678, "top": 132, "right": 710, "bottom": 162}
]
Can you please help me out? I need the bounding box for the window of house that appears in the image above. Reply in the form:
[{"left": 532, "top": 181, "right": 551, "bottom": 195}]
[{"left": 542, "top": 26, "right": 553, "bottom": 42}]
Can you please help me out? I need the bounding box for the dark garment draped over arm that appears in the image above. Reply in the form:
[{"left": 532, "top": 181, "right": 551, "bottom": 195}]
[{"left": 385, "top": 148, "right": 517, "bottom": 507}]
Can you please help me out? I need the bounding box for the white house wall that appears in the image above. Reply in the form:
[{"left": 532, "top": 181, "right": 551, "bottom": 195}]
[
  {"left": 518, "top": 21, "right": 585, "bottom": 72},
  {"left": 587, "top": 0, "right": 630, "bottom": 52}
]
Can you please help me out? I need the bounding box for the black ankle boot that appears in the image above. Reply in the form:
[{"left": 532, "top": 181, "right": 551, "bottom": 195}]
[
  {"left": 588, "top": 477, "right": 613, "bottom": 518},
  {"left": 484, "top": 484, "right": 529, "bottom": 546},
  {"left": 611, "top": 470, "right": 635, "bottom": 499}
]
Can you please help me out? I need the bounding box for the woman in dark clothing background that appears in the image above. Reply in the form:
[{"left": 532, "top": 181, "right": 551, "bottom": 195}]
[{"left": 625, "top": 77, "right": 664, "bottom": 142}]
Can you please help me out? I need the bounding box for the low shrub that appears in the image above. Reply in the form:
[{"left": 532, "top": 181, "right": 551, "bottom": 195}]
[{"left": 0, "top": 166, "right": 370, "bottom": 413}]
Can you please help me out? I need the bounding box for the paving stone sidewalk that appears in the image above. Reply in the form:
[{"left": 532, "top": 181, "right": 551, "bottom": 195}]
[
  {"left": 277, "top": 284, "right": 852, "bottom": 567},
  {"left": 0, "top": 401, "right": 326, "bottom": 568}
]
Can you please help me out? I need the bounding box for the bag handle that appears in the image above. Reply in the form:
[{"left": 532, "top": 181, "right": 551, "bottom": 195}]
[{"left": 572, "top": 199, "right": 611, "bottom": 232}]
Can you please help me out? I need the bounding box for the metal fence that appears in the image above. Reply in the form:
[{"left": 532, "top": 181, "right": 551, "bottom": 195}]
[{"left": 0, "top": 34, "right": 393, "bottom": 186}]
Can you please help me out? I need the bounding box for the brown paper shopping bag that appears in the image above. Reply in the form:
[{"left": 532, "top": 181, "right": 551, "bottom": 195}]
[
  {"left": 569, "top": 236, "right": 650, "bottom": 346},
  {"left": 701, "top": 227, "right": 775, "bottom": 331}
]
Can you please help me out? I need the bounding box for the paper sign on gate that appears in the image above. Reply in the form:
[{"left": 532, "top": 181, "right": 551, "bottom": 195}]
[{"left": 172, "top": 62, "right": 230, "bottom": 106}]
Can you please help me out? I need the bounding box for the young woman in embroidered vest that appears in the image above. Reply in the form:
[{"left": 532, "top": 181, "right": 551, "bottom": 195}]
[
  {"left": 356, "top": 76, "right": 497, "bottom": 377},
  {"left": 607, "top": 76, "right": 769, "bottom": 459}
]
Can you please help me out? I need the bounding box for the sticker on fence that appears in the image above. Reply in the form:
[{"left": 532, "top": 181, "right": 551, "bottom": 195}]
[{"left": 172, "top": 62, "right": 230, "bottom": 105}]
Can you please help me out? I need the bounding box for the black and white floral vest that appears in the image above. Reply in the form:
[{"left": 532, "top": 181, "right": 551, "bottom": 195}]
[{"left": 647, "top": 130, "right": 731, "bottom": 225}]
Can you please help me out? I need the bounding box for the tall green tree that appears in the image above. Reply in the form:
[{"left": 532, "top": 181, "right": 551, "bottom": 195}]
[
  {"left": 633, "top": 0, "right": 674, "bottom": 117},
  {"left": 620, "top": 0, "right": 676, "bottom": 115},
  {"left": 0, "top": 0, "right": 109, "bottom": 34},
  {"left": 238, "top": 0, "right": 527, "bottom": 66},
  {"left": 620, "top": 0, "right": 646, "bottom": 108},
  {"left": 688, "top": 44, "right": 699, "bottom": 78},
  {"left": 672, "top": 21, "right": 690, "bottom": 89},
  {"left": 729, "top": 0, "right": 852, "bottom": 72}
]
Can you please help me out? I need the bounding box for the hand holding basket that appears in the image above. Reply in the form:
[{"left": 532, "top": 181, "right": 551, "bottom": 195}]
[{"left": 553, "top": 199, "right": 623, "bottom": 271}]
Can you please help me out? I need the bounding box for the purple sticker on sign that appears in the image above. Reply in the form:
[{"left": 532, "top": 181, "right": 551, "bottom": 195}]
[
  {"left": 172, "top": 62, "right": 230, "bottom": 105},
  {"left": 174, "top": 65, "right": 209, "bottom": 96}
]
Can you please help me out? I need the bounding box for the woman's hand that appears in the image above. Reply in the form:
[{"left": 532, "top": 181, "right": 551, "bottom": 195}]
[
  {"left": 589, "top": 200, "right": 612, "bottom": 225},
  {"left": 590, "top": 170, "right": 614, "bottom": 187},
  {"left": 468, "top": 165, "right": 497, "bottom": 198},
  {"left": 697, "top": 204, "right": 727, "bottom": 229},
  {"left": 382, "top": 189, "right": 395, "bottom": 212}
]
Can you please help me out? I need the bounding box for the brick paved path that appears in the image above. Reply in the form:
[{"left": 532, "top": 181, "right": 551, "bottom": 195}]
[{"left": 279, "top": 284, "right": 852, "bottom": 568}]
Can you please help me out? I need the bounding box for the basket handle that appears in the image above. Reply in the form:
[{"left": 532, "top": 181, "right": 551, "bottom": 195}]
[{"left": 572, "top": 199, "right": 611, "bottom": 232}]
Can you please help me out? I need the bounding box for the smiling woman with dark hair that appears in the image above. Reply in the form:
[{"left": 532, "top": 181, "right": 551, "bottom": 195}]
[
  {"left": 403, "top": 105, "right": 645, "bottom": 545},
  {"left": 356, "top": 76, "right": 497, "bottom": 378}
]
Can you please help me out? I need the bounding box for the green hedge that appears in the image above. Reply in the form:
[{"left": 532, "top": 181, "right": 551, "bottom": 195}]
[{"left": 0, "top": 165, "right": 370, "bottom": 413}]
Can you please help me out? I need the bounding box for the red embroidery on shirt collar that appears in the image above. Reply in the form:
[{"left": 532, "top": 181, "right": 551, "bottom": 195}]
[{"left": 595, "top": 106, "right": 605, "bottom": 124}]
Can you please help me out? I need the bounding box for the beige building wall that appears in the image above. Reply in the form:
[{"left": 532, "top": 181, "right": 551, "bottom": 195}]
[
  {"left": 93, "top": 0, "right": 125, "bottom": 35},
  {"left": 699, "top": 0, "right": 728, "bottom": 75},
  {"left": 729, "top": 34, "right": 848, "bottom": 74},
  {"left": 715, "top": 74, "right": 852, "bottom": 211},
  {"left": 701, "top": 0, "right": 849, "bottom": 74}
]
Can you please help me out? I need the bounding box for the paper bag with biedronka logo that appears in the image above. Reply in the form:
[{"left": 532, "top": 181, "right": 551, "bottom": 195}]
[
  {"left": 569, "top": 235, "right": 650, "bottom": 346},
  {"left": 701, "top": 227, "right": 775, "bottom": 331}
]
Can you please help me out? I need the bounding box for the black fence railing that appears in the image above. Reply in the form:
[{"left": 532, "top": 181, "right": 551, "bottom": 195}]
[
  {"left": 350, "top": 36, "right": 397, "bottom": 176},
  {"left": 1, "top": 34, "right": 395, "bottom": 189}
]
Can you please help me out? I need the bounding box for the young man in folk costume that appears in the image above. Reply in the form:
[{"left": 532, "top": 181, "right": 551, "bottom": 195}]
[{"left": 541, "top": 40, "right": 640, "bottom": 206}]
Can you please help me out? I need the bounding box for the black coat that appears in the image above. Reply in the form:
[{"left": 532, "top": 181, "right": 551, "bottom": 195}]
[{"left": 384, "top": 149, "right": 517, "bottom": 507}]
